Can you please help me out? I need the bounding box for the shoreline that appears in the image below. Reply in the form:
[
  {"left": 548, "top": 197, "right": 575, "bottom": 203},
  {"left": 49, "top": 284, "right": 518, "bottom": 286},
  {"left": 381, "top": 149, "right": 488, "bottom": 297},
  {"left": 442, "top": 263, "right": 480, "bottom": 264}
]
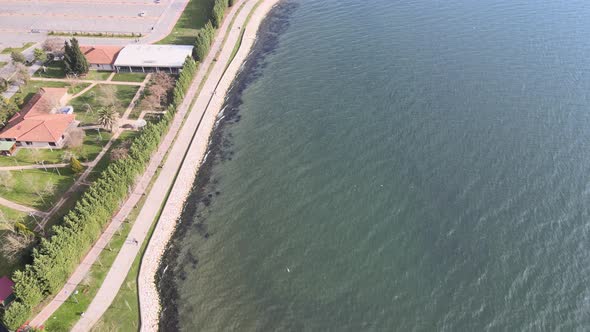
[{"left": 137, "top": 0, "right": 283, "bottom": 330}]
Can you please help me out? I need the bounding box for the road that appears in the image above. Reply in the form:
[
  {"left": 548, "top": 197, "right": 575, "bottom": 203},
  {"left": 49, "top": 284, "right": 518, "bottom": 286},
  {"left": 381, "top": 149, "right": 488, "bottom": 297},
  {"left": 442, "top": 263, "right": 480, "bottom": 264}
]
[
  {"left": 0, "top": 0, "right": 188, "bottom": 48},
  {"left": 27, "top": 1, "right": 250, "bottom": 328}
]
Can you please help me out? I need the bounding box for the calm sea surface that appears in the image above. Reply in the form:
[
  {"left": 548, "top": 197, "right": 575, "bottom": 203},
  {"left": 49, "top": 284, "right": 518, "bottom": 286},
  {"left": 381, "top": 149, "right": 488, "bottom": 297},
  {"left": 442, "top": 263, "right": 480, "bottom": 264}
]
[{"left": 159, "top": 0, "right": 590, "bottom": 330}]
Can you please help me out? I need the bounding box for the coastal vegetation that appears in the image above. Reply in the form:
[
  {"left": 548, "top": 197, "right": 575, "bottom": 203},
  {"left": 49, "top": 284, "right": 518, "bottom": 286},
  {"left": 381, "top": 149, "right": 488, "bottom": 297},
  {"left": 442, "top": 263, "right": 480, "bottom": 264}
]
[
  {"left": 0, "top": 57, "right": 198, "bottom": 331},
  {"left": 157, "top": 0, "right": 217, "bottom": 45},
  {"left": 0, "top": 0, "right": 236, "bottom": 328}
]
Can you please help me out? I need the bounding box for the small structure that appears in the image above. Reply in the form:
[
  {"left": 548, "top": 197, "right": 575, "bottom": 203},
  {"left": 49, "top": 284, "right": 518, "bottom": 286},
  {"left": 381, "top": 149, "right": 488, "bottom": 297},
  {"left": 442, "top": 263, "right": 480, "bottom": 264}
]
[
  {"left": 114, "top": 44, "right": 194, "bottom": 74},
  {"left": 0, "top": 276, "right": 15, "bottom": 308},
  {"left": 0, "top": 88, "right": 77, "bottom": 149},
  {"left": 0, "top": 141, "right": 16, "bottom": 156},
  {"left": 80, "top": 45, "right": 123, "bottom": 71}
]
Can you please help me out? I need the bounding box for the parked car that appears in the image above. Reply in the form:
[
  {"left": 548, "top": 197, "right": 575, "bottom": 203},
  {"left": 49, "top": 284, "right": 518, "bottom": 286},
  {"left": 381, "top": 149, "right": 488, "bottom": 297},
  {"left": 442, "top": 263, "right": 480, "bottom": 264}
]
[
  {"left": 139, "top": 11, "right": 146, "bottom": 17},
  {"left": 30, "top": 28, "right": 40, "bottom": 33}
]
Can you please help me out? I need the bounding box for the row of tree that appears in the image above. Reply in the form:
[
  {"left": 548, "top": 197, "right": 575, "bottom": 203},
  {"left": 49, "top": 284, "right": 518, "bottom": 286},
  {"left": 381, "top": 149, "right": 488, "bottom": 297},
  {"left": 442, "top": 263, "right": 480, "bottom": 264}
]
[
  {"left": 0, "top": 58, "right": 198, "bottom": 331},
  {"left": 194, "top": 0, "right": 235, "bottom": 61}
]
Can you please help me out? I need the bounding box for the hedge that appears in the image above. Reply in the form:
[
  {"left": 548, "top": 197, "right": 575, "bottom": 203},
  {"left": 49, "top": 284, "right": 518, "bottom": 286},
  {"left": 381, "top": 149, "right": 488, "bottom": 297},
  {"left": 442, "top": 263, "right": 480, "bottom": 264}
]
[{"left": 1, "top": 57, "right": 198, "bottom": 331}]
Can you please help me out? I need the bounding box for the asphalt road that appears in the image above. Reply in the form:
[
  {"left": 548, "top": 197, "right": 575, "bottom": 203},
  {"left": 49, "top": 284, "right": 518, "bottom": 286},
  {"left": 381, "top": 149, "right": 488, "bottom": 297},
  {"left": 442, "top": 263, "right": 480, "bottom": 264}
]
[{"left": 0, "top": 0, "right": 188, "bottom": 48}]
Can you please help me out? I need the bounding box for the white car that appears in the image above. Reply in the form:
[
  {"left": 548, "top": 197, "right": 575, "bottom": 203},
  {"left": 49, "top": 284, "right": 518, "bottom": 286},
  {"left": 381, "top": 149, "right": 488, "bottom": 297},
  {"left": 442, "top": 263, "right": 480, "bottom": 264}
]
[{"left": 139, "top": 11, "right": 146, "bottom": 17}]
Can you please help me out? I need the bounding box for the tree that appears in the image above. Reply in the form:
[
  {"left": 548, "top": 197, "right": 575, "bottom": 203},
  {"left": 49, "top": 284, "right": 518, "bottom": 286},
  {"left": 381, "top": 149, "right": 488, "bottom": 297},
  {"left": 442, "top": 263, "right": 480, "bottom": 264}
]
[
  {"left": 97, "top": 84, "right": 119, "bottom": 108},
  {"left": 11, "top": 63, "right": 30, "bottom": 86},
  {"left": 97, "top": 107, "right": 119, "bottom": 132},
  {"left": 0, "top": 77, "right": 8, "bottom": 94},
  {"left": 193, "top": 21, "right": 215, "bottom": 61},
  {"left": 2, "top": 301, "right": 32, "bottom": 331},
  {"left": 33, "top": 48, "right": 48, "bottom": 63},
  {"left": 42, "top": 37, "right": 64, "bottom": 56},
  {"left": 212, "top": 0, "right": 228, "bottom": 28},
  {"left": 11, "top": 51, "right": 26, "bottom": 64},
  {"left": 70, "top": 156, "right": 84, "bottom": 173},
  {"left": 63, "top": 38, "right": 89, "bottom": 76},
  {"left": 67, "top": 127, "right": 85, "bottom": 148},
  {"left": 0, "top": 231, "right": 35, "bottom": 263},
  {"left": 110, "top": 147, "right": 129, "bottom": 161}
]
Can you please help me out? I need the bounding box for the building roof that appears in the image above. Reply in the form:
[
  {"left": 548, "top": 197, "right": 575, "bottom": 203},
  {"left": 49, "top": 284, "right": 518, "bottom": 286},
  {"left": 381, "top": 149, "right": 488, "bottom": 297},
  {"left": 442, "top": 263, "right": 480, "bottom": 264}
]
[
  {"left": 114, "top": 44, "right": 193, "bottom": 68},
  {"left": 0, "top": 141, "right": 15, "bottom": 151},
  {"left": 0, "top": 88, "right": 75, "bottom": 143},
  {"left": 0, "top": 276, "right": 14, "bottom": 303},
  {"left": 80, "top": 45, "right": 123, "bottom": 65}
]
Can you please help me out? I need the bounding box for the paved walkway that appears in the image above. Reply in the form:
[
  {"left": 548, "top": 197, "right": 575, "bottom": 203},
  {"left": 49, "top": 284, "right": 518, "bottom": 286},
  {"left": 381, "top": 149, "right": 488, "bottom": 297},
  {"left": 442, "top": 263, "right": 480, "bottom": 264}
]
[
  {"left": 27, "top": 7, "right": 241, "bottom": 322},
  {"left": 0, "top": 162, "right": 90, "bottom": 171},
  {"left": 31, "top": 77, "right": 142, "bottom": 86},
  {"left": 138, "top": 0, "right": 280, "bottom": 329},
  {"left": 63, "top": 1, "right": 257, "bottom": 330},
  {"left": 0, "top": 196, "right": 47, "bottom": 217}
]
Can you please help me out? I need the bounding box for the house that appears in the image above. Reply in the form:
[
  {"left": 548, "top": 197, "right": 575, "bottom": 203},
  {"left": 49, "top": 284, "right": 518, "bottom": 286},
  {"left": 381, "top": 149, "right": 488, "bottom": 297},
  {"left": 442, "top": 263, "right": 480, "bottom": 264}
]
[
  {"left": 0, "top": 141, "right": 16, "bottom": 156},
  {"left": 113, "top": 44, "right": 194, "bottom": 74},
  {"left": 0, "top": 87, "right": 77, "bottom": 149},
  {"left": 0, "top": 276, "right": 14, "bottom": 308},
  {"left": 80, "top": 45, "right": 123, "bottom": 71}
]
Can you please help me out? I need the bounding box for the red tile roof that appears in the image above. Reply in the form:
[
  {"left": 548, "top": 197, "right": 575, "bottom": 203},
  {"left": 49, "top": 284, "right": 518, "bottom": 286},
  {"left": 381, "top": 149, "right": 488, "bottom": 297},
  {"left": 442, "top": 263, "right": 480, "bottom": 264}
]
[
  {"left": 80, "top": 45, "right": 122, "bottom": 65},
  {"left": 0, "top": 276, "right": 14, "bottom": 303},
  {"left": 0, "top": 88, "right": 75, "bottom": 143}
]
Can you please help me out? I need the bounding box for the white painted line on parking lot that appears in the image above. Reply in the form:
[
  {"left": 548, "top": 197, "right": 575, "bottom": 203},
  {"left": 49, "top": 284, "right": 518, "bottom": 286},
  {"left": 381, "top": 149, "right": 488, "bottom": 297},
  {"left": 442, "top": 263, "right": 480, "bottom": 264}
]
[{"left": 0, "top": 12, "right": 159, "bottom": 20}]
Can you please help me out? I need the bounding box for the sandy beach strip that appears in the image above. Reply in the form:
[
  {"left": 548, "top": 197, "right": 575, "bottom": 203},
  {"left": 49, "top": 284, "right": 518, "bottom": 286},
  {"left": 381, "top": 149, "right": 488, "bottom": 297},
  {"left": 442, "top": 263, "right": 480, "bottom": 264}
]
[{"left": 137, "top": 0, "right": 282, "bottom": 330}]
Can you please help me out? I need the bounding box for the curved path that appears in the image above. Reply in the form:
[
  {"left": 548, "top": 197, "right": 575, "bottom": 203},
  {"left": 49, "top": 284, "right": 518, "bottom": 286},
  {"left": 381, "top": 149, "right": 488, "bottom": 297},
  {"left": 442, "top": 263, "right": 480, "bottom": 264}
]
[
  {"left": 65, "top": 1, "right": 257, "bottom": 330},
  {"left": 138, "top": 0, "right": 281, "bottom": 329}
]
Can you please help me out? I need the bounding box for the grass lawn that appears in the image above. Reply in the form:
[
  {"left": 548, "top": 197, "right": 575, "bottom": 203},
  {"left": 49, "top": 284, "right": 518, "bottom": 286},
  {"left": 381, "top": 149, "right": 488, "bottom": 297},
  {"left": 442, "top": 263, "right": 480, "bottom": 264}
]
[
  {"left": 10, "top": 80, "right": 91, "bottom": 106},
  {"left": 85, "top": 71, "right": 112, "bottom": 81},
  {"left": 35, "top": 61, "right": 112, "bottom": 81},
  {"left": 0, "top": 61, "right": 7, "bottom": 69},
  {"left": 111, "top": 72, "right": 147, "bottom": 83},
  {"left": 0, "top": 168, "right": 77, "bottom": 211},
  {"left": 34, "top": 60, "right": 66, "bottom": 79},
  {"left": 157, "top": 0, "right": 216, "bottom": 45},
  {"left": 70, "top": 84, "right": 139, "bottom": 125},
  {"left": 0, "top": 131, "right": 112, "bottom": 167},
  {"left": 1, "top": 42, "right": 35, "bottom": 54}
]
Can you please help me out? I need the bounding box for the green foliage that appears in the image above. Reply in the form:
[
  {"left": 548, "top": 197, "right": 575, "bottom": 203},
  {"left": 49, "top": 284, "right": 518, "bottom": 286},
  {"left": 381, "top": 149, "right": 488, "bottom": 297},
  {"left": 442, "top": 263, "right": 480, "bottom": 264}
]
[
  {"left": 33, "top": 48, "right": 47, "bottom": 63},
  {"left": 10, "top": 51, "right": 26, "bottom": 64},
  {"left": 70, "top": 157, "right": 84, "bottom": 173},
  {"left": 212, "top": 0, "right": 228, "bottom": 28},
  {"left": 193, "top": 21, "right": 215, "bottom": 61},
  {"left": 228, "top": 0, "right": 235, "bottom": 6},
  {"left": 2, "top": 301, "right": 31, "bottom": 331},
  {"left": 1, "top": 58, "right": 199, "bottom": 329},
  {"left": 0, "top": 97, "right": 18, "bottom": 127},
  {"left": 63, "top": 38, "right": 89, "bottom": 76}
]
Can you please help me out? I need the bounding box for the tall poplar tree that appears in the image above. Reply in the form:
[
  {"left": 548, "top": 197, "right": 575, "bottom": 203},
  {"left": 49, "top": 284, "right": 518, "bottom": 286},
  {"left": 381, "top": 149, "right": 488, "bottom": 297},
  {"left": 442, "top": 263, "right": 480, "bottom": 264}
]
[{"left": 64, "top": 38, "right": 89, "bottom": 76}]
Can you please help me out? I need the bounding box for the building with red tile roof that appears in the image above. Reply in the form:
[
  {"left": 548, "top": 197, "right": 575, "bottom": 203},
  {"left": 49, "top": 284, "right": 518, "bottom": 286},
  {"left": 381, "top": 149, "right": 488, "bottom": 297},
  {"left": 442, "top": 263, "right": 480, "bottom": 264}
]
[
  {"left": 0, "top": 87, "right": 77, "bottom": 149},
  {"left": 0, "top": 276, "right": 15, "bottom": 308},
  {"left": 80, "top": 45, "right": 123, "bottom": 71}
]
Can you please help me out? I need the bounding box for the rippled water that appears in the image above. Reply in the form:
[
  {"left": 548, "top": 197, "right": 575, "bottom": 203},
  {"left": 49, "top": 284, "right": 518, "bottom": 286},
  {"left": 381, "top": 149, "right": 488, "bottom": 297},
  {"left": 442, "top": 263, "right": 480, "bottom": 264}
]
[{"left": 159, "top": 0, "right": 590, "bottom": 330}]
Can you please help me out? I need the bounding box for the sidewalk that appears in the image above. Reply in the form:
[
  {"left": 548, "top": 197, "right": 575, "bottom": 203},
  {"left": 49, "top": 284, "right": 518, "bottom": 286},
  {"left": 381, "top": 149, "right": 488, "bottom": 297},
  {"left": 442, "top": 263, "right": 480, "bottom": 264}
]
[{"left": 28, "top": 1, "right": 249, "bottom": 329}]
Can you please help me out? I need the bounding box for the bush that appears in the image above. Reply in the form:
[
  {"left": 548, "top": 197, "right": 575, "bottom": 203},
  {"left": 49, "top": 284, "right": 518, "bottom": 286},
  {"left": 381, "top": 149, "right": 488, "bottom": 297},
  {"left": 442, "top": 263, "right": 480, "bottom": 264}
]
[
  {"left": 2, "top": 301, "right": 31, "bottom": 331},
  {"left": 10, "top": 52, "right": 26, "bottom": 64},
  {"left": 70, "top": 157, "right": 84, "bottom": 173}
]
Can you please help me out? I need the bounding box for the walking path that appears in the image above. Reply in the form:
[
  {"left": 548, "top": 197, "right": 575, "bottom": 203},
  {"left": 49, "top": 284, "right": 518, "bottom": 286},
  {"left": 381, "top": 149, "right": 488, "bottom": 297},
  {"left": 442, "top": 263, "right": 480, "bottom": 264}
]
[
  {"left": 31, "top": 77, "right": 143, "bottom": 86},
  {"left": 138, "top": 1, "right": 280, "bottom": 329},
  {"left": 0, "top": 196, "right": 47, "bottom": 216},
  {"left": 28, "top": 1, "right": 249, "bottom": 328},
  {"left": 0, "top": 162, "right": 90, "bottom": 171},
  {"left": 71, "top": 1, "right": 273, "bottom": 330}
]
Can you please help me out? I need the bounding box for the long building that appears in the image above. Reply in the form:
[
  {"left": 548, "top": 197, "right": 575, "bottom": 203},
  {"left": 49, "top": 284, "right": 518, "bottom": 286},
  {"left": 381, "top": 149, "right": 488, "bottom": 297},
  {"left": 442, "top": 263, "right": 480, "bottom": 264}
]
[{"left": 113, "top": 44, "right": 194, "bottom": 74}]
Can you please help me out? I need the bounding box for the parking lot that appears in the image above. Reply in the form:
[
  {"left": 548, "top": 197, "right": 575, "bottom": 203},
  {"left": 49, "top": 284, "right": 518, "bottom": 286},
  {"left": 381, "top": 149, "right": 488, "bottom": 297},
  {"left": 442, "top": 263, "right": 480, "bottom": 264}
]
[{"left": 0, "top": 0, "right": 169, "bottom": 34}]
